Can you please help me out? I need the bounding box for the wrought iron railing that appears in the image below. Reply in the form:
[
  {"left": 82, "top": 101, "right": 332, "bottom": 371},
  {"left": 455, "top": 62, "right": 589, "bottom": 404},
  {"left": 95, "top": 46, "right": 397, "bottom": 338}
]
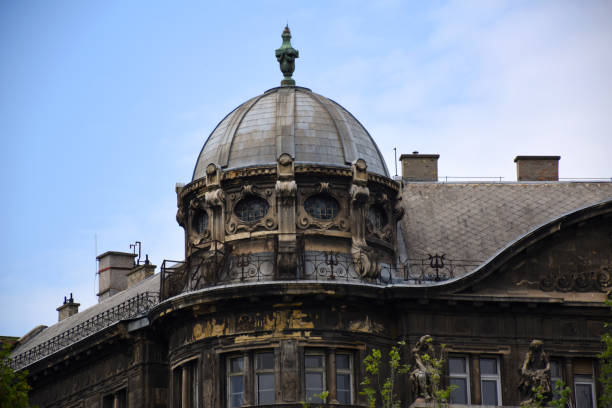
[
  {"left": 10, "top": 292, "right": 158, "bottom": 371},
  {"left": 159, "top": 242, "right": 482, "bottom": 300}
]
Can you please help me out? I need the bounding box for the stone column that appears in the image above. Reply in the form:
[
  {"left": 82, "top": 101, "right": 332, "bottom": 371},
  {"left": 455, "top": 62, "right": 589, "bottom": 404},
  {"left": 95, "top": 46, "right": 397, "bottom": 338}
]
[
  {"left": 276, "top": 153, "right": 297, "bottom": 276},
  {"left": 350, "top": 159, "right": 377, "bottom": 278},
  {"left": 204, "top": 163, "right": 226, "bottom": 246}
]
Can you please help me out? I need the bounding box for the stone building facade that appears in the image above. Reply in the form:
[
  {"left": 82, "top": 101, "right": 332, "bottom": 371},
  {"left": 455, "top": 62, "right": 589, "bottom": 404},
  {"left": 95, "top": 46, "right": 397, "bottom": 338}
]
[{"left": 9, "top": 28, "right": 612, "bottom": 408}]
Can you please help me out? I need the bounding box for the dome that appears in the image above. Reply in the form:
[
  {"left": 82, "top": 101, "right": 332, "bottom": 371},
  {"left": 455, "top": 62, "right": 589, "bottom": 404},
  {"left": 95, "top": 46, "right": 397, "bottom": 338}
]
[{"left": 192, "top": 86, "right": 389, "bottom": 180}]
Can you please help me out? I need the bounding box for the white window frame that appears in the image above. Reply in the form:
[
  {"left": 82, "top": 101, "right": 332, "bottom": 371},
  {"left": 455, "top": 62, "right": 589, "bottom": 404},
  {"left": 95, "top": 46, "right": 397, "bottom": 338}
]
[
  {"left": 480, "top": 356, "right": 502, "bottom": 406},
  {"left": 304, "top": 352, "right": 326, "bottom": 402},
  {"left": 335, "top": 352, "right": 353, "bottom": 405},
  {"left": 254, "top": 351, "right": 275, "bottom": 405},
  {"left": 227, "top": 355, "right": 245, "bottom": 408},
  {"left": 574, "top": 374, "right": 596, "bottom": 408},
  {"left": 448, "top": 355, "right": 471, "bottom": 405}
]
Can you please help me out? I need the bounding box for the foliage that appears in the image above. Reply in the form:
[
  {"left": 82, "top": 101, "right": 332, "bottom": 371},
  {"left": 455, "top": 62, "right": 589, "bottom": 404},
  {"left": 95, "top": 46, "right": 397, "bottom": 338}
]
[
  {"left": 300, "top": 390, "right": 329, "bottom": 408},
  {"left": 0, "top": 343, "right": 33, "bottom": 408},
  {"left": 360, "top": 337, "right": 456, "bottom": 408},
  {"left": 360, "top": 340, "right": 411, "bottom": 408},
  {"left": 419, "top": 336, "right": 456, "bottom": 406},
  {"left": 550, "top": 380, "right": 573, "bottom": 408},
  {"left": 598, "top": 296, "right": 612, "bottom": 408},
  {"left": 520, "top": 381, "right": 572, "bottom": 408}
]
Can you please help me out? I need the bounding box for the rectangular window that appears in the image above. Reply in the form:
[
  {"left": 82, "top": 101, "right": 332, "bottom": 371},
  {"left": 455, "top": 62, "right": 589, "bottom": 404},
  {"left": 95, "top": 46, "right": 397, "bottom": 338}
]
[
  {"left": 449, "top": 356, "right": 470, "bottom": 404},
  {"left": 336, "top": 353, "right": 353, "bottom": 404},
  {"left": 255, "top": 352, "right": 275, "bottom": 405},
  {"left": 228, "top": 356, "right": 244, "bottom": 408},
  {"left": 574, "top": 374, "right": 595, "bottom": 408},
  {"left": 550, "top": 360, "right": 563, "bottom": 400},
  {"left": 173, "top": 360, "right": 198, "bottom": 408},
  {"left": 480, "top": 357, "right": 502, "bottom": 406},
  {"left": 305, "top": 353, "right": 325, "bottom": 402},
  {"left": 103, "top": 388, "right": 127, "bottom": 408}
]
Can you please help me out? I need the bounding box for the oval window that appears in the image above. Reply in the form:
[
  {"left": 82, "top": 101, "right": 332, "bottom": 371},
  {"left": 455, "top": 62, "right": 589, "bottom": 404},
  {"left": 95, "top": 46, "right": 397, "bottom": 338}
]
[
  {"left": 235, "top": 197, "right": 270, "bottom": 222},
  {"left": 195, "top": 212, "right": 208, "bottom": 234},
  {"left": 304, "top": 194, "right": 339, "bottom": 220},
  {"left": 368, "top": 205, "right": 388, "bottom": 229}
]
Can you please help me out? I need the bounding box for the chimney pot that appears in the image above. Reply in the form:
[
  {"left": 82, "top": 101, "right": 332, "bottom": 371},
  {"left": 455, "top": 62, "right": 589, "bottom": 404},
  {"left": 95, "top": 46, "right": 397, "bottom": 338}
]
[
  {"left": 399, "top": 152, "right": 440, "bottom": 182},
  {"left": 514, "top": 156, "right": 560, "bottom": 181},
  {"left": 57, "top": 296, "right": 80, "bottom": 321}
]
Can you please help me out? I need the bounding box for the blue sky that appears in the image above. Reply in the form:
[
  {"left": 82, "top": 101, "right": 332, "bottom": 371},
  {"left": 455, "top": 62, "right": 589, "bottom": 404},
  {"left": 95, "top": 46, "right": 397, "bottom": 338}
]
[{"left": 1, "top": 0, "right": 611, "bottom": 336}]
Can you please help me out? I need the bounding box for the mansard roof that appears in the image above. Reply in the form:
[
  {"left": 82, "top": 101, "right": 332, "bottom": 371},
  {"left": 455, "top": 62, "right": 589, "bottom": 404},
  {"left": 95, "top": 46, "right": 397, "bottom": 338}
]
[
  {"left": 400, "top": 181, "right": 612, "bottom": 269},
  {"left": 11, "top": 273, "right": 159, "bottom": 361}
]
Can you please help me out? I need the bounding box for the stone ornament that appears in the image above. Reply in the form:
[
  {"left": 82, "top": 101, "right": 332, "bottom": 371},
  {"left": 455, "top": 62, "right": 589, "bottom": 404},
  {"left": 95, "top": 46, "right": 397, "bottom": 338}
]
[
  {"left": 519, "top": 339, "right": 552, "bottom": 405},
  {"left": 275, "top": 25, "right": 299, "bottom": 86},
  {"left": 410, "top": 335, "right": 434, "bottom": 401}
]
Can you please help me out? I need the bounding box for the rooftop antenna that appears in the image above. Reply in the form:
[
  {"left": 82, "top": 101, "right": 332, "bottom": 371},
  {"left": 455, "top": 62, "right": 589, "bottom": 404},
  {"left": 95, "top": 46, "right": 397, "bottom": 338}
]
[
  {"left": 94, "top": 234, "right": 98, "bottom": 297},
  {"left": 393, "top": 147, "right": 398, "bottom": 177},
  {"left": 130, "top": 241, "right": 142, "bottom": 265}
]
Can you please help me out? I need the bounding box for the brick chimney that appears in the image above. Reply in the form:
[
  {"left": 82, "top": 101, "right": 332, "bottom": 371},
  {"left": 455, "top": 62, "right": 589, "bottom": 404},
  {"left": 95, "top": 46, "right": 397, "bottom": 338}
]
[
  {"left": 514, "top": 156, "right": 560, "bottom": 181},
  {"left": 97, "top": 251, "right": 137, "bottom": 302},
  {"left": 57, "top": 293, "right": 79, "bottom": 321},
  {"left": 126, "top": 255, "right": 156, "bottom": 289},
  {"left": 399, "top": 151, "right": 439, "bottom": 182}
]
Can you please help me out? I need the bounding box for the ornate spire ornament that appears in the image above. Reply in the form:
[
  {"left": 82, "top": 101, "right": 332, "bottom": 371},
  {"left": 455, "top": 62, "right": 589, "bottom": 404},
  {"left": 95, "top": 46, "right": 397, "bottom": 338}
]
[{"left": 275, "top": 25, "right": 299, "bottom": 86}]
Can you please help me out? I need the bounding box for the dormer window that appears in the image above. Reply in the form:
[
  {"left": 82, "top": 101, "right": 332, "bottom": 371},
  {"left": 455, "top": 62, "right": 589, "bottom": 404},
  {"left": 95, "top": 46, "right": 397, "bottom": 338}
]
[
  {"left": 305, "top": 194, "right": 339, "bottom": 220},
  {"left": 235, "top": 197, "right": 269, "bottom": 222}
]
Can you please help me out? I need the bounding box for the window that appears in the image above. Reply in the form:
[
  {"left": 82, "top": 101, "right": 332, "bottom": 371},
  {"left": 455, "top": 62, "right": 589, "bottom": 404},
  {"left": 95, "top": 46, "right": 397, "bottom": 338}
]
[
  {"left": 480, "top": 357, "right": 502, "bottom": 406},
  {"left": 550, "top": 360, "right": 563, "bottom": 400},
  {"left": 235, "top": 197, "right": 269, "bottom": 222},
  {"left": 336, "top": 353, "right": 353, "bottom": 404},
  {"left": 449, "top": 356, "right": 470, "bottom": 404},
  {"left": 304, "top": 194, "right": 339, "bottom": 220},
  {"left": 228, "top": 356, "right": 244, "bottom": 408},
  {"left": 573, "top": 359, "right": 596, "bottom": 408},
  {"left": 173, "top": 360, "right": 198, "bottom": 408},
  {"left": 255, "top": 352, "right": 275, "bottom": 405},
  {"left": 195, "top": 212, "right": 208, "bottom": 234},
  {"left": 367, "top": 205, "right": 388, "bottom": 229},
  {"left": 305, "top": 353, "right": 325, "bottom": 402},
  {"left": 226, "top": 352, "right": 275, "bottom": 407},
  {"left": 103, "top": 388, "right": 127, "bottom": 408}
]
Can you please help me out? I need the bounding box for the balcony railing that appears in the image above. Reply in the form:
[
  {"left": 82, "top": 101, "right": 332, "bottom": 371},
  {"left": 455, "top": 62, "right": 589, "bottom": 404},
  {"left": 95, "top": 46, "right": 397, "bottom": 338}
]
[
  {"left": 159, "top": 241, "right": 481, "bottom": 301},
  {"left": 10, "top": 292, "right": 159, "bottom": 371}
]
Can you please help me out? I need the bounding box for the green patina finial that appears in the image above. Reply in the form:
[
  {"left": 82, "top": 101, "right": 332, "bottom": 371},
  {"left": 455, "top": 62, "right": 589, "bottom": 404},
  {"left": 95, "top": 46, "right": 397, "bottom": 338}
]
[{"left": 275, "top": 25, "right": 299, "bottom": 86}]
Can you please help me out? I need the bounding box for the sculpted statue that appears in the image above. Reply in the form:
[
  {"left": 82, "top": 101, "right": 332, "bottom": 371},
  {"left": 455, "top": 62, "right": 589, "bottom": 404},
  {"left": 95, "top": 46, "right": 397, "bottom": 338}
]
[
  {"left": 410, "top": 335, "right": 434, "bottom": 400},
  {"left": 519, "top": 339, "right": 552, "bottom": 405}
]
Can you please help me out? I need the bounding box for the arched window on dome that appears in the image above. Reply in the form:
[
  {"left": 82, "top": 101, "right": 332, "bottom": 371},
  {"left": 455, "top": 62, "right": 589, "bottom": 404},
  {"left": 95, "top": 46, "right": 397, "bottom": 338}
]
[
  {"left": 367, "top": 204, "right": 388, "bottom": 230},
  {"left": 304, "top": 194, "right": 339, "bottom": 220},
  {"left": 235, "top": 197, "right": 270, "bottom": 223}
]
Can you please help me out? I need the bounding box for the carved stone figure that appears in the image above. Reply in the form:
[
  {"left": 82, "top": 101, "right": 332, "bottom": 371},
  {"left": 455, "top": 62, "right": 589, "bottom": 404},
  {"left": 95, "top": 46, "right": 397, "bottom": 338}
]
[
  {"left": 410, "top": 335, "right": 434, "bottom": 401},
  {"left": 519, "top": 339, "right": 552, "bottom": 405}
]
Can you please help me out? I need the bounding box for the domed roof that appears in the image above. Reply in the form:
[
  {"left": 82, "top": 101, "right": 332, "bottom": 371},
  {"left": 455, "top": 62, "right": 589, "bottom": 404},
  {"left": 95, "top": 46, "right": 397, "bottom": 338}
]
[{"left": 192, "top": 86, "right": 389, "bottom": 180}]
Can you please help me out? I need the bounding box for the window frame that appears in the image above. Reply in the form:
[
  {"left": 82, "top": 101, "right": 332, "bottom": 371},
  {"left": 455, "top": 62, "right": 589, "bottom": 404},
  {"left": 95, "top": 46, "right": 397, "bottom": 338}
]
[
  {"left": 335, "top": 352, "right": 353, "bottom": 405},
  {"left": 226, "top": 355, "right": 245, "bottom": 408},
  {"left": 254, "top": 351, "right": 275, "bottom": 405},
  {"left": 479, "top": 356, "right": 502, "bottom": 406},
  {"left": 448, "top": 355, "right": 471, "bottom": 405},
  {"left": 172, "top": 357, "right": 199, "bottom": 408},
  {"left": 574, "top": 374, "right": 596, "bottom": 408},
  {"left": 304, "top": 352, "right": 326, "bottom": 403}
]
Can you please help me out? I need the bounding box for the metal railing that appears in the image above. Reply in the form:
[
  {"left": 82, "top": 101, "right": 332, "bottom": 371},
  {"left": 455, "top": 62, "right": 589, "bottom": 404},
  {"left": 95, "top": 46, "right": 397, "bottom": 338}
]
[
  {"left": 10, "top": 292, "right": 159, "bottom": 371},
  {"left": 159, "top": 242, "right": 482, "bottom": 300}
]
